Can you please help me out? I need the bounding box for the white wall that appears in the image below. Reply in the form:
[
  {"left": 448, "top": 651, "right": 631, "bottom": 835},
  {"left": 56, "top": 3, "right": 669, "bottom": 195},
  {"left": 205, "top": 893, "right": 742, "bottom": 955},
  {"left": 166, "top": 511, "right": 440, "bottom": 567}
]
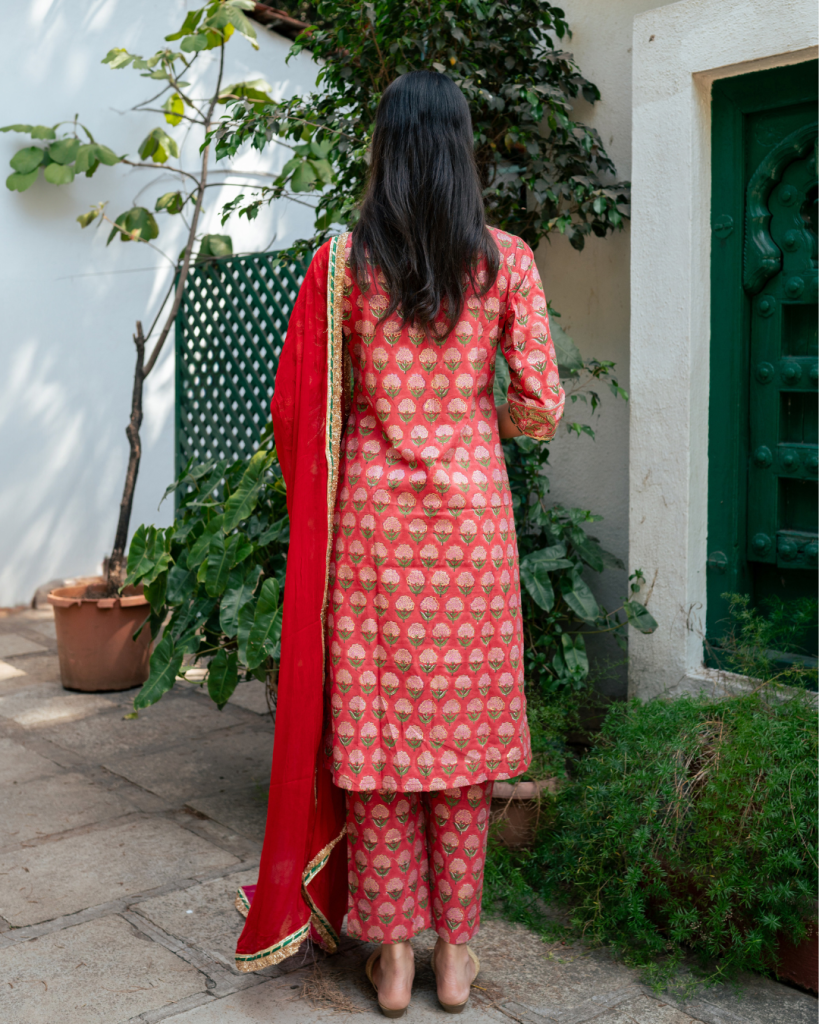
[
  {"left": 628, "top": 0, "right": 818, "bottom": 699},
  {"left": 0, "top": 0, "right": 317, "bottom": 606},
  {"left": 533, "top": 0, "right": 679, "bottom": 695}
]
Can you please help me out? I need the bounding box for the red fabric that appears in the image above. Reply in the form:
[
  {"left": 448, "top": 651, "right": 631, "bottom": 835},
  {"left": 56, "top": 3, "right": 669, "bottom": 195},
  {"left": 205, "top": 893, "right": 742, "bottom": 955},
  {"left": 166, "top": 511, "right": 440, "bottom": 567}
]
[
  {"left": 236, "top": 241, "right": 347, "bottom": 964},
  {"left": 345, "top": 782, "right": 492, "bottom": 944}
]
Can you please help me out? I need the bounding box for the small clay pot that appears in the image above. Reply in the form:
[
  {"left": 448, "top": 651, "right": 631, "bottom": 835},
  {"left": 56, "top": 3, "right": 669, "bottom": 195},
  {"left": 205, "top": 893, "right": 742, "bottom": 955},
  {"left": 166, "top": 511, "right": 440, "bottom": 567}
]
[
  {"left": 490, "top": 778, "right": 559, "bottom": 848},
  {"left": 48, "top": 578, "right": 152, "bottom": 692}
]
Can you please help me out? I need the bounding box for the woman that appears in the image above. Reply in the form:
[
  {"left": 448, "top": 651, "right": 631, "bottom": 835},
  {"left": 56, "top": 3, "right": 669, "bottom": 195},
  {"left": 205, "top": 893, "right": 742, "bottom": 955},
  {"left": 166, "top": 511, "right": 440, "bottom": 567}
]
[{"left": 235, "top": 71, "right": 564, "bottom": 1016}]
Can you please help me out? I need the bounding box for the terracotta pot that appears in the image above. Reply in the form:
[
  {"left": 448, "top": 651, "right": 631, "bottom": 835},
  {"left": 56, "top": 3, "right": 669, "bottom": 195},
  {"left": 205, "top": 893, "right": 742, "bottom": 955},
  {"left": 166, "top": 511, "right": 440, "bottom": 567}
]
[
  {"left": 490, "top": 778, "right": 559, "bottom": 848},
  {"left": 47, "top": 579, "right": 152, "bottom": 692}
]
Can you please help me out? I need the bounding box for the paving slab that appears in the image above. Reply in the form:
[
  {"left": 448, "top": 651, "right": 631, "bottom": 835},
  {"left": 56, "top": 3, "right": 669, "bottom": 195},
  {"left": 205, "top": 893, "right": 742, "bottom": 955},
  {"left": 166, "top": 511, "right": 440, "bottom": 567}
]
[
  {"left": 677, "top": 971, "right": 818, "bottom": 1024},
  {"left": 0, "top": 817, "right": 239, "bottom": 926},
  {"left": 0, "top": 682, "right": 116, "bottom": 728},
  {"left": 228, "top": 680, "right": 272, "bottom": 716},
  {"left": 0, "top": 738, "right": 61, "bottom": 785},
  {"left": 40, "top": 691, "right": 250, "bottom": 763},
  {"left": 0, "top": 659, "right": 26, "bottom": 682},
  {"left": 0, "top": 634, "right": 47, "bottom": 657},
  {"left": 103, "top": 727, "right": 273, "bottom": 802},
  {"left": 569, "top": 995, "right": 698, "bottom": 1024},
  {"left": 186, "top": 785, "right": 270, "bottom": 843},
  {"left": 25, "top": 619, "right": 57, "bottom": 641},
  {"left": 2, "top": 770, "right": 144, "bottom": 847},
  {"left": 0, "top": 653, "right": 61, "bottom": 685},
  {"left": 0, "top": 913, "right": 205, "bottom": 1024},
  {"left": 133, "top": 867, "right": 259, "bottom": 972}
]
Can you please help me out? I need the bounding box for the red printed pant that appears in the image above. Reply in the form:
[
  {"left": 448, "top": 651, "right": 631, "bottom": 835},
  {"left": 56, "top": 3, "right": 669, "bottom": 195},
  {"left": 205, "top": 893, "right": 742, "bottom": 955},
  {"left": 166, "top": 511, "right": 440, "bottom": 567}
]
[{"left": 345, "top": 781, "right": 492, "bottom": 944}]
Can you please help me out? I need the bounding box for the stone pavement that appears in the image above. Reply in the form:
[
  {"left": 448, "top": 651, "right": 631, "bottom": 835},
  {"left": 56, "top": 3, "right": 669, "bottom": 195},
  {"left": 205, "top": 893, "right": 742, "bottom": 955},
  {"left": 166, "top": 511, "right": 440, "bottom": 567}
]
[{"left": 0, "top": 606, "right": 814, "bottom": 1024}]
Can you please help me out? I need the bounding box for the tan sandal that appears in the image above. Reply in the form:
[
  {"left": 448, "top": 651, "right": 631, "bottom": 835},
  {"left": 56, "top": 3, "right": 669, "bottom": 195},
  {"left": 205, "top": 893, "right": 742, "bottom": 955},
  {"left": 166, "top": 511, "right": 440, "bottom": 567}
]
[
  {"left": 365, "top": 949, "right": 411, "bottom": 1018},
  {"left": 431, "top": 945, "right": 481, "bottom": 1014}
]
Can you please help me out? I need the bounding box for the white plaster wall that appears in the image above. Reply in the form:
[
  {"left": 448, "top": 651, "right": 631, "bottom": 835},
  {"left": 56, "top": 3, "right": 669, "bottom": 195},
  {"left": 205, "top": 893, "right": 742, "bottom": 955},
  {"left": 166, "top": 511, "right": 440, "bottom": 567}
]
[
  {"left": 628, "top": 0, "right": 818, "bottom": 699},
  {"left": 0, "top": 1, "right": 317, "bottom": 606},
  {"left": 533, "top": 0, "right": 679, "bottom": 695}
]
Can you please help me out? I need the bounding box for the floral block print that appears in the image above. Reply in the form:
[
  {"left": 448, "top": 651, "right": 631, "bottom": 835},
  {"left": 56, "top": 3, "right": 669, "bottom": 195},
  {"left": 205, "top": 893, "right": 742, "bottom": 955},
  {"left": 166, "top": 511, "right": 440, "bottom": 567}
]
[
  {"left": 324, "top": 228, "right": 565, "bottom": 792},
  {"left": 345, "top": 781, "right": 492, "bottom": 944}
]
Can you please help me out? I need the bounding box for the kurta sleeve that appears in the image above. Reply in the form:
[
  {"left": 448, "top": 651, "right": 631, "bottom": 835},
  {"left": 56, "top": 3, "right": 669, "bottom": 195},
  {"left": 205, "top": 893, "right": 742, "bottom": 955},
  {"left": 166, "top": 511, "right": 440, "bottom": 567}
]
[{"left": 499, "top": 243, "right": 565, "bottom": 440}]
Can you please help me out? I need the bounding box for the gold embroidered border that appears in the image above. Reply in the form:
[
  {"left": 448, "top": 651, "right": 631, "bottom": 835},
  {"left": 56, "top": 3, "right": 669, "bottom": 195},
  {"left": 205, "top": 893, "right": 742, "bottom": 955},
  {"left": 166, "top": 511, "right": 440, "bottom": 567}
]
[
  {"left": 234, "top": 236, "right": 351, "bottom": 976},
  {"left": 235, "top": 887, "right": 251, "bottom": 919},
  {"left": 235, "top": 921, "right": 311, "bottom": 973},
  {"left": 508, "top": 397, "right": 558, "bottom": 440}
]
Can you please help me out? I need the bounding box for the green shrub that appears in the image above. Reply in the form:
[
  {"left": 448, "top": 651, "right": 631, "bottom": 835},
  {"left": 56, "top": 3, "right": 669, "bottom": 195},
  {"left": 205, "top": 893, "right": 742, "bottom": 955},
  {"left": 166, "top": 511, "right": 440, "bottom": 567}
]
[{"left": 488, "top": 690, "right": 818, "bottom": 988}]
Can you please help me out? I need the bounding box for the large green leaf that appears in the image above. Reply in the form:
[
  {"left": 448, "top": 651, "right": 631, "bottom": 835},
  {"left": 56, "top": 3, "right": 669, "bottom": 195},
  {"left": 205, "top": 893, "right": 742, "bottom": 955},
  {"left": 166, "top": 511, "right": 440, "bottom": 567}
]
[
  {"left": 143, "top": 571, "right": 168, "bottom": 616},
  {"left": 551, "top": 321, "right": 583, "bottom": 376},
  {"left": 572, "top": 534, "right": 605, "bottom": 573},
  {"left": 168, "top": 594, "right": 216, "bottom": 645},
  {"left": 222, "top": 450, "right": 270, "bottom": 531},
  {"left": 220, "top": 564, "right": 262, "bottom": 636},
  {"left": 204, "top": 532, "right": 250, "bottom": 598},
  {"left": 560, "top": 574, "right": 600, "bottom": 622},
  {"left": 207, "top": 648, "right": 239, "bottom": 709},
  {"left": 188, "top": 516, "right": 224, "bottom": 567},
  {"left": 48, "top": 138, "right": 80, "bottom": 165},
  {"left": 156, "top": 190, "right": 184, "bottom": 214},
  {"left": 126, "top": 525, "right": 172, "bottom": 586},
  {"left": 44, "top": 162, "right": 75, "bottom": 185},
  {"left": 1, "top": 124, "right": 56, "bottom": 140},
  {"left": 519, "top": 546, "right": 571, "bottom": 612},
  {"left": 236, "top": 598, "right": 256, "bottom": 666},
  {"left": 10, "top": 147, "right": 45, "bottom": 174},
  {"left": 197, "top": 233, "right": 233, "bottom": 261},
  {"left": 625, "top": 601, "right": 658, "bottom": 634},
  {"left": 166, "top": 563, "right": 196, "bottom": 605},
  {"left": 133, "top": 634, "right": 184, "bottom": 709},
  {"left": 245, "top": 577, "right": 281, "bottom": 670},
  {"left": 6, "top": 170, "right": 38, "bottom": 192}
]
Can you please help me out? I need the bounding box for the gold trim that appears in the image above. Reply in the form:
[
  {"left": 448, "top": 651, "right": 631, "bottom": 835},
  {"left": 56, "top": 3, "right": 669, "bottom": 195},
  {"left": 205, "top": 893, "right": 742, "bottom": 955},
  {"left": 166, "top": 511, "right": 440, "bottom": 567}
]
[
  {"left": 301, "top": 823, "right": 348, "bottom": 952},
  {"left": 235, "top": 921, "right": 311, "bottom": 973},
  {"left": 235, "top": 888, "right": 251, "bottom": 919}
]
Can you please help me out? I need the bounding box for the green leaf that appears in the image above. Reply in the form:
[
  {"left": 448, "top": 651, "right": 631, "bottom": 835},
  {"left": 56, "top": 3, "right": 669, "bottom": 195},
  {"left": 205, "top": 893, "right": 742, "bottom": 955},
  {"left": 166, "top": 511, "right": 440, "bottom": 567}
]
[
  {"left": 561, "top": 633, "right": 589, "bottom": 677},
  {"left": 245, "top": 577, "right": 281, "bottom": 670},
  {"left": 207, "top": 648, "right": 239, "bottom": 709},
  {"left": 133, "top": 634, "right": 184, "bottom": 709},
  {"left": 126, "top": 524, "right": 172, "bottom": 586},
  {"left": 1, "top": 124, "right": 57, "bottom": 140},
  {"left": 163, "top": 93, "right": 185, "bottom": 127},
  {"left": 101, "top": 48, "right": 136, "bottom": 69},
  {"left": 107, "top": 206, "right": 159, "bottom": 244},
  {"left": 220, "top": 564, "right": 262, "bottom": 636},
  {"left": 625, "top": 600, "right": 658, "bottom": 634},
  {"left": 519, "top": 550, "right": 563, "bottom": 612},
  {"left": 560, "top": 574, "right": 600, "bottom": 622},
  {"left": 6, "top": 169, "right": 38, "bottom": 192},
  {"left": 144, "top": 571, "right": 168, "bottom": 616},
  {"left": 166, "top": 563, "right": 196, "bottom": 605},
  {"left": 204, "top": 532, "right": 236, "bottom": 598},
  {"left": 180, "top": 33, "right": 209, "bottom": 51},
  {"left": 524, "top": 543, "right": 573, "bottom": 573},
  {"left": 197, "top": 233, "right": 233, "bottom": 260},
  {"left": 155, "top": 191, "right": 184, "bottom": 214},
  {"left": 48, "top": 138, "right": 80, "bottom": 165},
  {"left": 165, "top": 9, "right": 203, "bottom": 40},
  {"left": 138, "top": 127, "right": 179, "bottom": 164},
  {"left": 258, "top": 517, "right": 288, "bottom": 546},
  {"left": 43, "top": 162, "right": 75, "bottom": 185},
  {"left": 551, "top": 321, "right": 583, "bottom": 376},
  {"left": 222, "top": 449, "right": 270, "bottom": 530},
  {"left": 188, "top": 516, "right": 224, "bottom": 567},
  {"left": 76, "top": 208, "right": 99, "bottom": 228},
  {"left": 168, "top": 594, "right": 216, "bottom": 645},
  {"left": 572, "top": 534, "right": 605, "bottom": 573},
  {"left": 236, "top": 598, "right": 256, "bottom": 666},
  {"left": 10, "top": 147, "right": 45, "bottom": 174},
  {"left": 290, "top": 160, "right": 317, "bottom": 192}
]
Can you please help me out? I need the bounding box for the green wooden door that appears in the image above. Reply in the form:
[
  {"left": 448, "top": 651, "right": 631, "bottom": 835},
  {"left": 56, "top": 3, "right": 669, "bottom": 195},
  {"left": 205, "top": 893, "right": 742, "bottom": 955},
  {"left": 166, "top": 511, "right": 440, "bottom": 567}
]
[{"left": 707, "top": 60, "right": 818, "bottom": 650}]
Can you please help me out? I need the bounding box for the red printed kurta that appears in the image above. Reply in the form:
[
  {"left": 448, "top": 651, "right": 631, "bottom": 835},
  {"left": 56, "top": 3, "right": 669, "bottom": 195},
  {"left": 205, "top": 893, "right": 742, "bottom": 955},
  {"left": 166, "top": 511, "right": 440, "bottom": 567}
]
[{"left": 323, "top": 228, "right": 564, "bottom": 793}]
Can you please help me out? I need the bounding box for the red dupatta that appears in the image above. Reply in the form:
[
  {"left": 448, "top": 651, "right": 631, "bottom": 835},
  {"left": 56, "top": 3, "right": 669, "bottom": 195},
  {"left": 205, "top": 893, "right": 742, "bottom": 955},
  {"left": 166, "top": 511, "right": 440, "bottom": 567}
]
[{"left": 234, "top": 234, "right": 350, "bottom": 971}]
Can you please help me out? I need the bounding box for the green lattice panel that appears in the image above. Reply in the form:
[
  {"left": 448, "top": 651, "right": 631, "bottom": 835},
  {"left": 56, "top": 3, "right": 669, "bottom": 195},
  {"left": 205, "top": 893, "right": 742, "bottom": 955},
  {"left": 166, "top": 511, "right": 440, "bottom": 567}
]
[{"left": 175, "top": 250, "right": 308, "bottom": 473}]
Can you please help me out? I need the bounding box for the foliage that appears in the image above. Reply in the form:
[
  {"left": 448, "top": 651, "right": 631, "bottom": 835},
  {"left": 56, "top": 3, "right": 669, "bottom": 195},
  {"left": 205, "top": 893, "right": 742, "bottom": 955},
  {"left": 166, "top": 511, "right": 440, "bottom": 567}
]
[
  {"left": 212, "top": 0, "right": 629, "bottom": 258},
  {"left": 713, "top": 593, "right": 818, "bottom": 692},
  {"left": 487, "top": 690, "right": 818, "bottom": 989},
  {"left": 2, "top": 0, "right": 263, "bottom": 261},
  {"left": 125, "top": 424, "right": 290, "bottom": 709}
]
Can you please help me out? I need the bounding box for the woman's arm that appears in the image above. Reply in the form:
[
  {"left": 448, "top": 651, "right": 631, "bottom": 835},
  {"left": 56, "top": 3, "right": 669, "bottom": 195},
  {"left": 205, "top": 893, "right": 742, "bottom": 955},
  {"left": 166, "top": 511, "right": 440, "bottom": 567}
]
[{"left": 497, "top": 402, "right": 523, "bottom": 440}]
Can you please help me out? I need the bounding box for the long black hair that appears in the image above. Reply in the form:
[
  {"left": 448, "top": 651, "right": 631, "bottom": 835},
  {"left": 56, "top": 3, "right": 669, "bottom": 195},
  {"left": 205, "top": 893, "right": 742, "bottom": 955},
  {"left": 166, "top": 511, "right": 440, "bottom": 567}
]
[{"left": 350, "top": 70, "right": 499, "bottom": 333}]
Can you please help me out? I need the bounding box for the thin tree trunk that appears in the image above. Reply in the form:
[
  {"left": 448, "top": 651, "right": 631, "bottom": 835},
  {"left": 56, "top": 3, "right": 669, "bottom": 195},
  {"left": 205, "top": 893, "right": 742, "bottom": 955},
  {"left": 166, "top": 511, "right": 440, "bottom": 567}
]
[
  {"left": 107, "top": 322, "right": 146, "bottom": 593},
  {"left": 104, "top": 46, "right": 225, "bottom": 594}
]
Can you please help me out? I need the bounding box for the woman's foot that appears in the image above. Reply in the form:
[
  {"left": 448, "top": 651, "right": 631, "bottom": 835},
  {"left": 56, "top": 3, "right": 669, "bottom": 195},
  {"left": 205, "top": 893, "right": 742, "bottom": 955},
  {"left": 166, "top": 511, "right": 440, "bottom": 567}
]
[
  {"left": 371, "top": 941, "right": 415, "bottom": 1012},
  {"left": 432, "top": 937, "right": 478, "bottom": 1008}
]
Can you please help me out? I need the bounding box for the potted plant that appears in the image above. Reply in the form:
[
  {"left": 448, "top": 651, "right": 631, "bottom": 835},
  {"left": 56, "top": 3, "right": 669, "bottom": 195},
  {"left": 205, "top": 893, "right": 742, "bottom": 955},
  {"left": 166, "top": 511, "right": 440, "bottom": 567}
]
[{"left": 3, "top": 1, "right": 292, "bottom": 690}]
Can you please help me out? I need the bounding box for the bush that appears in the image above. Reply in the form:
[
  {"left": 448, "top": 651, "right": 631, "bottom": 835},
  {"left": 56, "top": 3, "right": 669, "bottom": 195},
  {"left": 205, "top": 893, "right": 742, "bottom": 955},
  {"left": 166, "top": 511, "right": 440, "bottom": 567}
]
[{"left": 488, "top": 689, "right": 818, "bottom": 988}]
